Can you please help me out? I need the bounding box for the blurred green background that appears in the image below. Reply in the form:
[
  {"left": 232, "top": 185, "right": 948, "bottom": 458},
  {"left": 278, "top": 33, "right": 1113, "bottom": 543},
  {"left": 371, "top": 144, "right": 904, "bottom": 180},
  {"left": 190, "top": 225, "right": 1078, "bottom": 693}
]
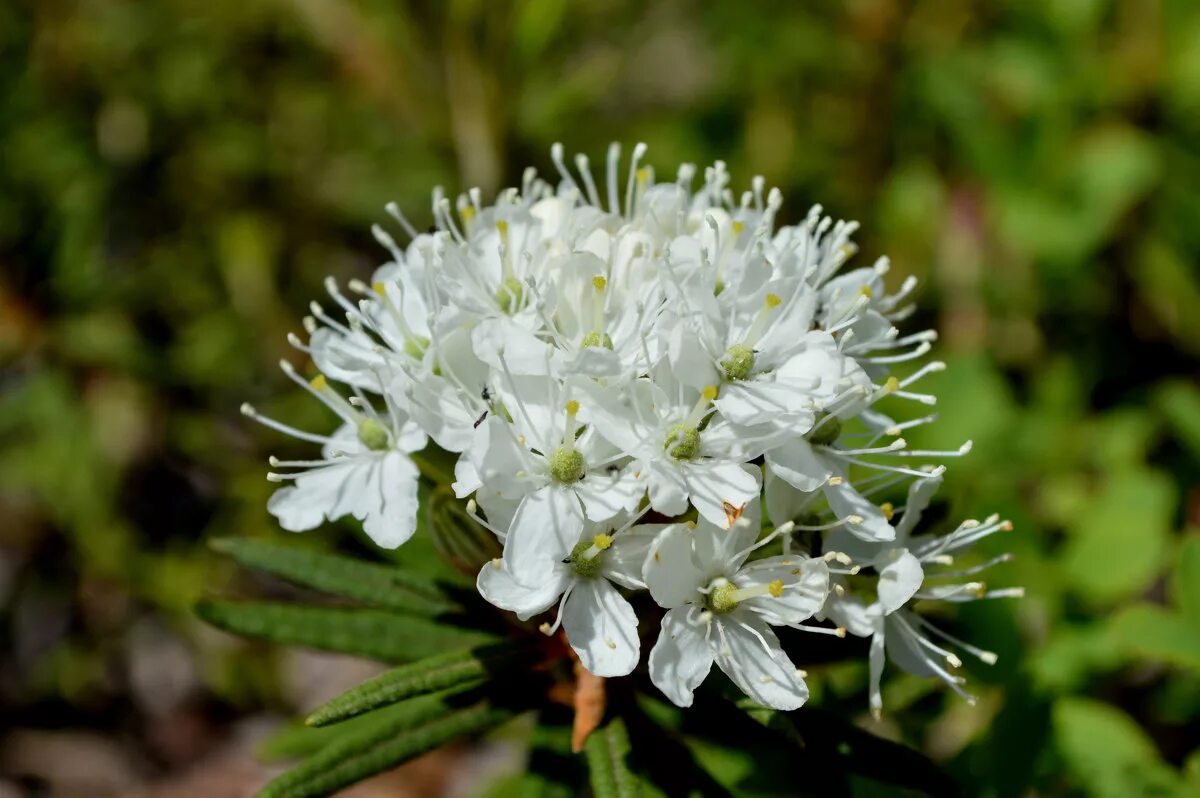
[{"left": 3, "top": 1, "right": 1200, "bottom": 795}]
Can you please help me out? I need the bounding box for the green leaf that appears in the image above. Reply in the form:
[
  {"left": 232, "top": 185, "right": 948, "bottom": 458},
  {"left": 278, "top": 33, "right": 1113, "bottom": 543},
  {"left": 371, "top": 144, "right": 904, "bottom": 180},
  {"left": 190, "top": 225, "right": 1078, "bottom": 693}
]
[
  {"left": 1174, "top": 536, "right": 1200, "bottom": 625},
  {"left": 306, "top": 643, "right": 536, "bottom": 726},
  {"left": 258, "top": 697, "right": 520, "bottom": 798},
  {"left": 1110, "top": 605, "right": 1200, "bottom": 671},
  {"left": 585, "top": 717, "right": 641, "bottom": 798},
  {"left": 196, "top": 600, "right": 496, "bottom": 662},
  {"left": 1154, "top": 381, "right": 1200, "bottom": 458},
  {"left": 208, "top": 537, "right": 457, "bottom": 614},
  {"left": 1061, "top": 468, "right": 1174, "bottom": 605},
  {"left": 257, "top": 691, "right": 471, "bottom": 762},
  {"left": 1053, "top": 697, "right": 1189, "bottom": 798}
]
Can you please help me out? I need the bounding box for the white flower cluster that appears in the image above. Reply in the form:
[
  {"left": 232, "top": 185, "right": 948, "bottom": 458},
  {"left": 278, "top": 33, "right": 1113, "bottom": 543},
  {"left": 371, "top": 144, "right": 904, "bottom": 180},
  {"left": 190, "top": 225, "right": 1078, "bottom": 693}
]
[{"left": 244, "top": 144, "right": 1020, "bottom": 713}]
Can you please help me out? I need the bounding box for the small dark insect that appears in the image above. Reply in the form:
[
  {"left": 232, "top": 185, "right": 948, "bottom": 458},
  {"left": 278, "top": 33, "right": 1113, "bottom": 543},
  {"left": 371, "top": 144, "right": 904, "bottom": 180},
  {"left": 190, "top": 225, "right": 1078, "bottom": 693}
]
[{"left": 474, "top": 385, "right": 491, "bottom": 428}]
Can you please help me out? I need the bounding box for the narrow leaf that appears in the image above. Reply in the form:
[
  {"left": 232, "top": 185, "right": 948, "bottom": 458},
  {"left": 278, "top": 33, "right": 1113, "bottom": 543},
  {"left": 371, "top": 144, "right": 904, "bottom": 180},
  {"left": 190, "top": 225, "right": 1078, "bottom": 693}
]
[
  {"left": 196, "top": 600, "right": 495, "bottom": 662},
  {"left": 209, "top": 537, "right": 457, "bottom": 614},
  {"left": 306, "top": 643, "right": 536, "bottom": 726},
  {"left": 585, "top": 717, "right": 640, "bottom": 798},
  {"left": 258, "top": 690, "right": 472, "bottom": 762},
  {"left": 258, "top": 698, "right": 519, "bottom": 798}
]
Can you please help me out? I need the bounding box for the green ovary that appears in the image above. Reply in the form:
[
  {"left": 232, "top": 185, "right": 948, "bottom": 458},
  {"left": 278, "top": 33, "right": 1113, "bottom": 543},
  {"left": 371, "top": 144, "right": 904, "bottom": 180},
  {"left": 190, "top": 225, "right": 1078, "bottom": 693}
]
[
  {"left": 569, "top": 541, "right": 603, "bottom": 578},
  {"left": 549, "top": 447, "right": 585, "bottom": 484},
  {"left": 496, "top": 276, "right": 524, "bottom": 313},
  {"left": 706, "top": 580, "right": 739, "bottom": 613},
  {"left": 357, "top": 418, "right": 390, "bottom": 451},
  {"left": 720, "top": 344, "right": 755, "bottom": 381},
  {"left": 664, "top": 423, "right": 701, "bottom": 460}
]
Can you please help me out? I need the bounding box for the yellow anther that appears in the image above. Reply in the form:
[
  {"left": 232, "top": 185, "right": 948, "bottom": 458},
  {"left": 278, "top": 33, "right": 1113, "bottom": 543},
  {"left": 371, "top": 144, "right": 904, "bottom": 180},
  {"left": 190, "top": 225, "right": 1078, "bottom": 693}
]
[
  {"left": 880, "top": 502, "right": 895, "bottom": 520},
  {"left": 859, "top": 284, "right": 874, "bottom": 299},
  {"left": 636, "top": 166, "right": 651, "bottom": 184},
  {"left": 702, "top": 385, "right": 719, "bottom": 401},
  {"left": 885, "top": 376, "right": 900, "bottom": 392},
  {"left": 309, "top": 374, "right": 328, "bottom": 391},
  {"left": 565, "top": 400, "right": 580, "bottom": 415},
  {"left": 765, "top": 293, "right": 782, "bottom": 309},
  {"left": 731, "top": 221, "right": 745, "bottom": 235},
  {"left": 593, "top": 534, "right": 613, "bottom": 550},
  {"left": 495, "top": 219, "right": 509, "bottom": 236},
  {"left": 372, "top": 281, "right": 387, "bottom": 296},
  {"left": 767, "top": 579, "right": 784, "bottom": 598},
  {"left": 592, "top": 275, "right": 607, "bottom": 292},
  {"left": 460, "top": 205, "right": 476, "bottom": 223}
]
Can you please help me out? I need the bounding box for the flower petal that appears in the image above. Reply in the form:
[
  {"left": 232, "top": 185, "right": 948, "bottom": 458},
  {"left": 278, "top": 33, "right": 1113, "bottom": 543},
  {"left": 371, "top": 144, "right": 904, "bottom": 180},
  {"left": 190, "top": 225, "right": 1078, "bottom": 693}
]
[
  {"left": 644, "top": 524, "right": 703, "bottom": 609},
  {"left": 738, "top": 555, "right": 830, "bottom": 625},
  {"left": 562, "top": 579, "right": 641, "bottom": 677},
  {"left": 504, "top": 485, "right": 585, "bottom": 586},
  {"left": 476, "top": 558, "right": 569, "bottom": 620},
  {"left": 648, "top": 608, "right": 714, "bottom": 708},
  {"left": 875, "top": 549, "right": 925, "bottom": 613},
  {"left": 714, "top": 614, "right": 808, "bottom": 710}
]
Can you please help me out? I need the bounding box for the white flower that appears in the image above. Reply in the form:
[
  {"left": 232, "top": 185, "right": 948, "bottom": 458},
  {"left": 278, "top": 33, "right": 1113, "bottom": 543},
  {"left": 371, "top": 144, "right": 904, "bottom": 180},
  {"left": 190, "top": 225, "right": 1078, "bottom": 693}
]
[
  {"left": 246, "top": 142, "right": 1020, "bottom": 712},
  {"left": 580, "top": 374, "right": 761, "bottom": 529},
  {"left": 820, "top": 476, "right": 1020, "bottom": 716},
  {"left": 245, "top": 365, "right": 427, "bottom": 548},
  {"left": 477, "top": 521, "right": 657, "bottom": 677},
  {"left": 643, "top": 505, "right": 830, "bottom": 709},
  {"left": 457, "top": 373, "right": 644, "bottom": 585}
]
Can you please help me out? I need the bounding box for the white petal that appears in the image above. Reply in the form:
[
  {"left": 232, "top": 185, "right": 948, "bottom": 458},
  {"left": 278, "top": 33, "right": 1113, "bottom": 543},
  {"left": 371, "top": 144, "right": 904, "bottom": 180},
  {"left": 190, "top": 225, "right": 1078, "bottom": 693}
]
[
  {"left": 714, "top": 614, "right": 809, "bottom": 710},
  {"left": 562, "top": 580, "right": 641, "bottom": 677},
  {"left": 644, "top": 524, "right": 703, "bottom": 609},
  {"left": 820, "top": 591, "right": 881, "bottom": 638},
  {"left": 684, "top": 462, "right": 761, "bottom": 531},
  {"left": 690, "top": 503, "right": 761, "bottom": 574},
  {"left": 715, "top": 379, "right": 815, "bottom": 429},
  {"left": 738, "top": 556, "right": 830, "bottom": 625},
  {"left": 869, "top": 629, "right": 886, "bottom": 717},
  {"left": 267, "top": 451, "right": 421, "bottom": 550},
  {"left": 765, "top": 438, "right": 830, "bottom": 493},
  {"left": 452, "top": 456, "right": 481, "bottom": 498},
  {"left": 575, "top": 468, "right": 645, "bottom": 522},
  {"left": 824, "top": 480, "right": 895, "bottom": 542},
  {"left": 649, "top": 608, "right": 715, "bottom": 708},
  {"left": 601, "top": 526, "right": 663, "bottom": 590},
  {"left": 503, "top": 486, "right": 585, "bottom": 586},
  {"left": 647, "top": 462, "right": 690, "bottom": 518},
  {"left": 360, "top": 451, "right": 422, "bottom": 548},
  {"left": 476, "top": 559, "right": 569, "bottom": 620},
  {"left": 884, "top": 613, "right": 939, "bottom": 678},
  {"left": 895, "top": 473, "right": 944, "bottom": 541},
  {"left": 875, "top": 549, "right": 925, "bottom": 613},
  {"left": 268, "top": 463, "right": 360, "bottom": 533}
]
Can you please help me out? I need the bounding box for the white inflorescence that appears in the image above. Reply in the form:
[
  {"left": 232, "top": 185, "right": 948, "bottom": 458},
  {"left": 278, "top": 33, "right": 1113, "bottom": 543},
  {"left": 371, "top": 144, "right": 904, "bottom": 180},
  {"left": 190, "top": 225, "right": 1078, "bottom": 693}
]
[{"left": 246, "top": 143, "right": 1020, "bottom": 712}]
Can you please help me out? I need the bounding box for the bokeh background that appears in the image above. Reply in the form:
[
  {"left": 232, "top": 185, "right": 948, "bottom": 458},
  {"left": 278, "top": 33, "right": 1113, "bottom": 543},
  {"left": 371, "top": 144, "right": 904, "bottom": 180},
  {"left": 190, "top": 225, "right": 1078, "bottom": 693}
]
[{"left": 3, "top": 1, "right": 1200, "bottom": 796}]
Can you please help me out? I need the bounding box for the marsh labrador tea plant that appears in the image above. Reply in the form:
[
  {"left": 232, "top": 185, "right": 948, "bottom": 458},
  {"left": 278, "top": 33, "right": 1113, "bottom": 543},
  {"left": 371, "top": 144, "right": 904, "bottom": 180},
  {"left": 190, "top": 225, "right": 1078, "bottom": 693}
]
[{"left": 207, "top": 144, "right": 1021, "bottom": 797}]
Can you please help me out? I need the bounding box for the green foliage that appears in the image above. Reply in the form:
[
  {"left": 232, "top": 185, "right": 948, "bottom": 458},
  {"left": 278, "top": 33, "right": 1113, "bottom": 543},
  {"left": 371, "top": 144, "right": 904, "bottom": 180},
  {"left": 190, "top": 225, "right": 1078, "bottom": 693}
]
[
  {"left": 584, "top": 717, "right": 639, "bottom": 798},
  {"left": 259, "top": 695, "right": 519, "bottom": 798},
  {"left": 196, "top": 600, "right": 495, "bottom": 662},
  {"left": 209, "top": 536, "right": 459, "bottom": 614},
  {"left": 306, "top": 643, "right": 536, "bottom": 726},
  {"left": 1110, "top": 536, "right": 1200, "bottom": 671},
  {"left": 1053, "top": 698, "right": 1192, "bottom": 798}
]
